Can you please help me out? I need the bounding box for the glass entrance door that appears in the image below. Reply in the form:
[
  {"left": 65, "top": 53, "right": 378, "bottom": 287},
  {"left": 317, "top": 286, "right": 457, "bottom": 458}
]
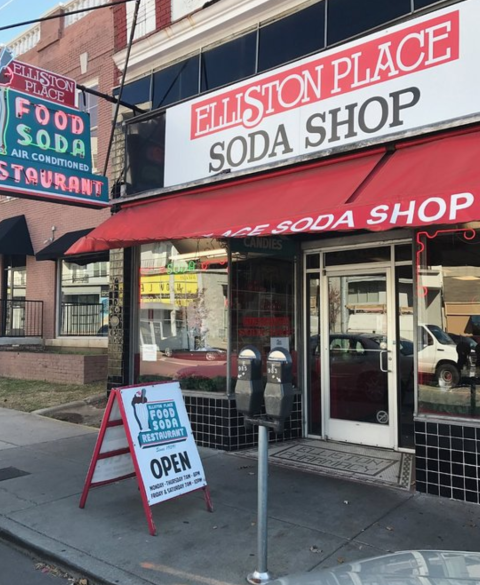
[{"left": 324, "top": 268, "right": 396, "bottom": 448}]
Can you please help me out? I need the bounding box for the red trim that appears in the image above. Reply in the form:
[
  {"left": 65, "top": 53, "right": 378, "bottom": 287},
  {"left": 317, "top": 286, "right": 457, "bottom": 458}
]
[
  {"left": 203, "top": 486, "right": 214, "bottom": 513},
  {"left": 416, "top": 227, "right": 476, "bottom": 299},
  {"left": 67, "top": 150, "right": 386, "bottom": 253},
  {"left": 79, "top": 391, "right": 117, "bottom": 509},
  {"left": 395, "top": 122, "right": 480, "bottom": 150}
]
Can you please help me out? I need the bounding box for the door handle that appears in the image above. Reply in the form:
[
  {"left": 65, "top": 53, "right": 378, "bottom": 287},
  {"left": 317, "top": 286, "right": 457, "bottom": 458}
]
[{"left": 379, "top": 350, "right": 390, "bottom": 373}]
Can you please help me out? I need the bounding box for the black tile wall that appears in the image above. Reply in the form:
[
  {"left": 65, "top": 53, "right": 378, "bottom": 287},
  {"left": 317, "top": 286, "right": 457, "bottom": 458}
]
[
  {"left": 415, "top": 419, "right": 480, "bottom": 504},
  {"left": 183, "top": 391, "right": 303, "bottom": 451}
]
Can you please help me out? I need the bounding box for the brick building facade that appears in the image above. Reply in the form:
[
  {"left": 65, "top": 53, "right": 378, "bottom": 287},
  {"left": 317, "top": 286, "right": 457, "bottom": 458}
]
[{"left": 0, "top": 0, "right": 116, "bottom": 350}]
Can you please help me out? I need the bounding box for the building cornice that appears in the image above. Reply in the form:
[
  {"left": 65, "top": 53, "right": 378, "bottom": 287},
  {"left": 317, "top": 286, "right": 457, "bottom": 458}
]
[{"left": 113, "top": 0, "right": 314, "bottom": 81}]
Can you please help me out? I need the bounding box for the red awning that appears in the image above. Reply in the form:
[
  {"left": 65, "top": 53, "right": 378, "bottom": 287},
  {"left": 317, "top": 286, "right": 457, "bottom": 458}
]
[{"left": 68, "top": 126, "right": 480, "bottom": 254}]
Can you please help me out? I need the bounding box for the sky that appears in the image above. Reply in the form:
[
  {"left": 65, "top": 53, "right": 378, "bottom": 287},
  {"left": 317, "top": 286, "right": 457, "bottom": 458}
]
[{"left": 0, "top": 0, "right": 60, "bottom": 46}]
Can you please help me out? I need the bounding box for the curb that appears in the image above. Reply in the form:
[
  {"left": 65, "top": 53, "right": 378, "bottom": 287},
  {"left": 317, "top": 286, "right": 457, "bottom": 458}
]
[
  {"left": 33, "top": 394, "right": 106, "bottom": 416},
  {"left": 0, "top": 525, "right": 114, "bottom": 585},
  {"left": 0, "top": 519, "right": 153, "bottom": 585}
]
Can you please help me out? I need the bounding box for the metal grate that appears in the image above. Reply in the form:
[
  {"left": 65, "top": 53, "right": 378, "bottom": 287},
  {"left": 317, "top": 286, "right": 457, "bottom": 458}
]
[{"left": 0, "top": 467, "right": 30, "bottom": 482}]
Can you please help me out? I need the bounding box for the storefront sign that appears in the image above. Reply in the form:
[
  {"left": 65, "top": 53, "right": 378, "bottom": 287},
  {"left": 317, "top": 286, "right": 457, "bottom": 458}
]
[
  {"left": 0, "top": 49, "right": 108, "bottom": 207},
  {"left": 271, "top": 337, "right": 290, "bottom": 352},
  {"left": 80, "top": 382, "right": 212, "bottom": 536},
  {"left": 220, "top": 192, "right": 477, "bottom": 238},
  {"left": 231, "top": 236, "right": 297, "bottom": 257},
  {"left": 165, "top": 0, "right": 480, "bottom": 186},
  {"left": 9, "top": 60, "right": 77, "bottom": 108},
  {"left": 240, "top": 316, "right": 291, "bottom": 338}
]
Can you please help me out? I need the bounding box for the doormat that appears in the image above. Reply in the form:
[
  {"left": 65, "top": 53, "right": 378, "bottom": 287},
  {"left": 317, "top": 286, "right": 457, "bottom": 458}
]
[{"left": 232, "top": 440, "right": 414, "bottom": 490}]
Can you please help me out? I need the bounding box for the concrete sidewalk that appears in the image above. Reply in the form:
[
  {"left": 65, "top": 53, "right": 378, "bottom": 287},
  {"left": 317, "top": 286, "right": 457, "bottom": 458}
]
[{"left": 1, "top": 407, "right": 480, "bottom": 585}]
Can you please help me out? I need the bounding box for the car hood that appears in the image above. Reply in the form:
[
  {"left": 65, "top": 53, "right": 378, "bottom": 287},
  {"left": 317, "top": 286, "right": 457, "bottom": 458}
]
[{"left": 270, "top": 551, "right": 480, "bottom": 585}]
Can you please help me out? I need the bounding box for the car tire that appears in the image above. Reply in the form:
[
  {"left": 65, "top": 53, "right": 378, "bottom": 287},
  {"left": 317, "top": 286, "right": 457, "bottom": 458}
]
[{"left": 435, "top": 363, "right": 459, "bottom": 388}]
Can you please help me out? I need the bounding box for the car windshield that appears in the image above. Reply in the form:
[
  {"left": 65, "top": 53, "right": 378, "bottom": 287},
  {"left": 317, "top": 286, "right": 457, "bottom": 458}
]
[{"left": 426, "top": 324, "right": 456, "bottom": 345}]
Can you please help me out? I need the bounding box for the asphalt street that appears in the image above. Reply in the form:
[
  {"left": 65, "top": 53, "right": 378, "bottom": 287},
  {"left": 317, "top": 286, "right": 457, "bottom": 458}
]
[{"left": 0, "top": 538, "right": 76, "bottom": 585}]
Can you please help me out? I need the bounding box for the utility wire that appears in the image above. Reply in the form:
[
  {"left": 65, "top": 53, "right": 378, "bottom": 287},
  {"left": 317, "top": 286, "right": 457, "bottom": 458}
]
[{"left": 0, "top": 0, "right": 136, "bottom": 33}]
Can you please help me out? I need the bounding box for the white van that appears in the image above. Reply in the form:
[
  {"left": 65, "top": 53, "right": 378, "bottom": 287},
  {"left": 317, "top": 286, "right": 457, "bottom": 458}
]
[
  {"left": 418, "top": 324, "right": 460, "bottom": 386},
  {"left": 348, "top": 315, "right": 460, "bottom": 386}
]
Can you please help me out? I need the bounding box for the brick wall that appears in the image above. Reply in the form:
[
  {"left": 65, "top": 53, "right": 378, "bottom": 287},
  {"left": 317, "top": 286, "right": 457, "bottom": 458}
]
[
  {"left": 0, "top": 198, "right": 109, "bottom": 340},
  {"left": 0, "top": 4, "right": 116, "bottom": 344},
  {"left": 17, "top": 2, "right": 117, "bottom": 178},
  {"left": 157, "top": 0, "right": 171, "bottom": 29},
  {"left": 113, "top": 2, "right": 128, "bottom": 52},
  {"left": 113, "top": 0, "right": 172, "bottom": 54},
  {"left": 0, "top": 351, "right": 107, "bottom": 384}
]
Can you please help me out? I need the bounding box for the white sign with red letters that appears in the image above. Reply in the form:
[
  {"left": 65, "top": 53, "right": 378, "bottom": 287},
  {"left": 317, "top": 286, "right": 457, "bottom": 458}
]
[{"left": 165, "top": 0, "right": 480, "bottom": 186}]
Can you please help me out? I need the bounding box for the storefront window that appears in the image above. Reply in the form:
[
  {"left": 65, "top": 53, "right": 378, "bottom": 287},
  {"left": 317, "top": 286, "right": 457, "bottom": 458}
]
[
  {"left": 2, "top": 255, "right": 27, "bottom": 337},
  {"left": 417, "top": 228, "right": 480, "bottom": 419},
  {"left": 125, "top": 113, "right": 166, "bottom": 194},
  {"left": 231, "top": 238, "right": 298, "bottom": 386},
  {"left": 258, "top": 2, "right": 325, "bottom": 72},
  {"left": 152, "top": 55, "right": 200, "bottom": 109},
  {"left": 138, "top": 240, "right": 229, "bottom": 391},
  {"left": 60, "top": 259, "right": 109, "bottom": 336}
]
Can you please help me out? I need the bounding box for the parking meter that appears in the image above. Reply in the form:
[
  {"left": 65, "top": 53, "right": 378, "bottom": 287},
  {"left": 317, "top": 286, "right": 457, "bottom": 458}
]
[
  {"left": 264, "top": 347, "right": 293, "bottom": 432},
  {"left": 235, "top": 346, "right": 264, "bottom": 417}
]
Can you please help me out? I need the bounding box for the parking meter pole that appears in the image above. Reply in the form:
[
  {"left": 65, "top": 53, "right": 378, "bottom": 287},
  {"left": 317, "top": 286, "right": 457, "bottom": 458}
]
[
  {"left": 248, "top": 424, "right": 271, "bottom": 585},
  {"left": 470, "top": 355, "right": 477, "bottom": 416}
]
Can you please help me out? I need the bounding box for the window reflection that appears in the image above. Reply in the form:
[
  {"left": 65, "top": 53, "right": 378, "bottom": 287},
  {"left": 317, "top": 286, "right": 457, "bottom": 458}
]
[
  {"left": 258, "top": 3, "right": 325, "bottom": 72},
  {"left": 231, "top": 239, "right": 297, "bottom": 387},
  {"left": 138, "top": 240, "right": 229, "bottom": 391},
  {"left": 200, "top": 32, "right": 256, "bottom": 92},
  {"left": 417, "top": 229, "right": 480, "bottom": 419},
  {"left": 327, "top": 0, "right": 410, "bottom": 45},
  {"left": 125, "top": 113, "right": 166, "bottom": 194},
  {"left": 152, "top": 56, "right": 199, "bottom": 108}
]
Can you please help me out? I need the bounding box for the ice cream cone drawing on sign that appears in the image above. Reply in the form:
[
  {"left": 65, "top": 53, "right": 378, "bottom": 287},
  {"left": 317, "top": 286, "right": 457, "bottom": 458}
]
[
  {"left": 132, "top": 388, "right": 149, "bottom": 431},
  {"left": 0, "top": 47, "right": 14, "bottom": 155}
]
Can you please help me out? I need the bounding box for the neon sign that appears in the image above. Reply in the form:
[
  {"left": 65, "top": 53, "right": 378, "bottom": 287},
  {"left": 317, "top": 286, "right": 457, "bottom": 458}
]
[
  {"left": 15, "top": 96, "right": 86, "bottom": 160},
  {"left": 416, "top": 228, "right": 476, "bottom": 298},
  {"left": 0, "top": 50, "right": 108, "bottom": 207},
  {"left": 6, "top": 94, "right": 92, "bottom": 171}
]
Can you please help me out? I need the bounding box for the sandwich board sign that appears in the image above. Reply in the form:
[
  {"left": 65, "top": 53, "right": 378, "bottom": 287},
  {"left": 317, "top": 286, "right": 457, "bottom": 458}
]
[{"left": 79, "top": 382, "right": 213, "bottom": 536}]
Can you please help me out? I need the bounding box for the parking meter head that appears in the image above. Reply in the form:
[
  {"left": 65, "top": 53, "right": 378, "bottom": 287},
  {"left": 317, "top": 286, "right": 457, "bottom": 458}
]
[
  {"left": 234, "top": 345, "right": 264, "bottom": 417},
  {"left": 264, "top": 348, "right": 294, "bottom": 431}
]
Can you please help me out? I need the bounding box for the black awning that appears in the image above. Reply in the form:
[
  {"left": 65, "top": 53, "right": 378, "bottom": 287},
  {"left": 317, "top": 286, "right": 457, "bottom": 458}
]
[
  {"left": 0, "top": 215, "right": 34, "bottom": 256},
  {"left": 36, "top": 228, "right": 108, "bottom": 264}
]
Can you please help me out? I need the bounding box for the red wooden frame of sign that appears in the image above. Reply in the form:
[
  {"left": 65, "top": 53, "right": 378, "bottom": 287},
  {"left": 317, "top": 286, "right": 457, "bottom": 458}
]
[{"left": 79, "top": 387, "right": 213, "bottom": 536}]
